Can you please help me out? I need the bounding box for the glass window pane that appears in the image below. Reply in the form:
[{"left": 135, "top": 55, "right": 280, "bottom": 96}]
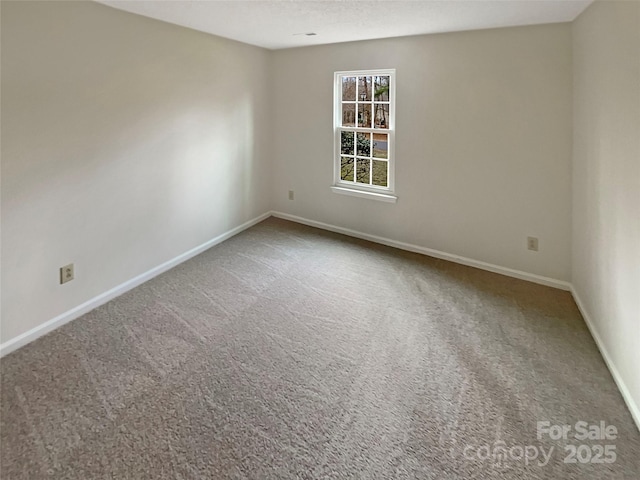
[
  {"left": 341, "top": 157, "right": 354, "bottom": 182},
  {"left": 341, "top": 131, "right": 354, "bottom": 155},
  {"left": 373, "top": 104, "right": 389, "bottom": 129},
  {"left": 342, "top": 77, "right": 356, "bottom": 101},
  {"left": 374, "top": 76, "right": 390, "bottom": 101},
  {"left": 358, "top": 104, "right": 372, "bottom": 128},
  {"left": 356, "top": 158, "right": 370, "bottom": 184},
  {"left": 372, "top": 160, "right": 388, "bottom": 187},
  {"left": 357, "top": 76, "right": 372, "bottom": 101},
  {"left": 336, "top": 71, "right": 393, "bottom": 190},
  {"left": 372, "top": 133, "right": 388, "bottom": 159},
  {"left": 356, "top": 132, "right": 370, "bottom": 156},
  {"left": 342, "top": 104, "right": 355, "bottom": 127}
]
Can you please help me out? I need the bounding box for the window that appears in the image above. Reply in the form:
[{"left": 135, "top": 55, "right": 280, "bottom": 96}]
[{"left": 333, "top": 69, "right": 396, "bottom": 202}]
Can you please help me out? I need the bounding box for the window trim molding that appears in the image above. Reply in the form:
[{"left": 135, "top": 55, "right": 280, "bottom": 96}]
[
  {"left": 332, "top": 69, "right": 396, "bottom": 198},
  {"left": 330, "top": 186, "right": 398, "bottom": 203}
]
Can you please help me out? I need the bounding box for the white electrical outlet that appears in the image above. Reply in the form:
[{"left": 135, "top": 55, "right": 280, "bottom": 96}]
[
  {"left": 527, "top": 237, "right": 539, "bottom": 252},
  {"left": 60, "top": 263, "right": 74, "bottom": 284},
  {"left": 288, "top": 190, "right": 294, "bottom": 200}
]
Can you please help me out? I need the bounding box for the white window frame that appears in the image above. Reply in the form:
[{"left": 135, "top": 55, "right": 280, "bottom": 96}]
[{"left": 332, "top": 69, "right": 397, "bottom": 203}]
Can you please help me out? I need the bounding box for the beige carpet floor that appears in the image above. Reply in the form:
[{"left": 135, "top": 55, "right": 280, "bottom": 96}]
[{"left": 1, "top": 217, "right": 639, "bottom": 479}]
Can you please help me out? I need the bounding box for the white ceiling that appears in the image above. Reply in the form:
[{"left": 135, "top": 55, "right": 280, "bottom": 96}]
[{"left": 98, "top": 0, "right": 592, "bottom": 50}]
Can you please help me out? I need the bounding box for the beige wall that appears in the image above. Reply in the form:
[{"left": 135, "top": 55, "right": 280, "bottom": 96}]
[
  {"left": 572, "top": 0, "right": 640, "bottom": 424},
  {"left": 271, "top": 24, "right": 573, "bottom": 281},
  {"left": 0, "top": 1, "right": 272, "bottom": 343}
]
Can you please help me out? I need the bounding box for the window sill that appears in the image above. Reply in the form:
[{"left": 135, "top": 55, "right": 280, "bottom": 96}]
[{"left": 330, "top": 186, "right": 397, "bottom": 203}]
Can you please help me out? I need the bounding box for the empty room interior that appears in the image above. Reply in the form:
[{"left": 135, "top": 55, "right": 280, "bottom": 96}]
[{"left": 1, "top": 0, "right": 639, "bottom": 478}]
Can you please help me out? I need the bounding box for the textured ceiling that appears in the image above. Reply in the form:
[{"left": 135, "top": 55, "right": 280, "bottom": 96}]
[{"left": 98, "top": 0, "right": 593, "bottom": 50}]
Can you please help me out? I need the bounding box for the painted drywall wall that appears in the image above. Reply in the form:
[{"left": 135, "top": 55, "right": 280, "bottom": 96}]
[
  {"left": 572, "top": 0, "right": 640, "bottom": 423},
  {"left": 0, "top": 1, "right": 272, "bottom": 343},
  {"left": 271, "top": 24, "right": 573, "bottom": 281}
]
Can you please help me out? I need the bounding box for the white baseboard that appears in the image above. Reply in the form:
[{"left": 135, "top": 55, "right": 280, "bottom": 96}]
[
  {"left": 271, "top": 211, "right": 571, "bottom": 291},
  {"left": 0, "top": 212, "right": 272, "bottom": 357},
  {"left": 571, "top": 287, "right": 640, "bottom": 433}
]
